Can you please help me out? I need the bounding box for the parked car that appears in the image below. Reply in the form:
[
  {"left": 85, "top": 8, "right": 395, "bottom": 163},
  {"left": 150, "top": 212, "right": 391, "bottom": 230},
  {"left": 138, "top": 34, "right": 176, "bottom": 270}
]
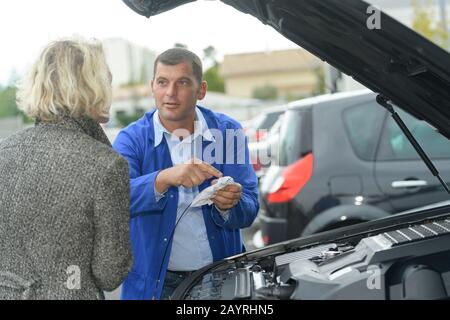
[
  {"left": 248, "top": 112, "right": 284, "bottom": 178},
  {"left": 124, "top": 0, "right": 450, "bottom": 300},
  {"left": 259, "top": 90, "right": 450, "bottom": 245},
  {"left": 244, "top": 105, "right": 286, "bottom": 143}
]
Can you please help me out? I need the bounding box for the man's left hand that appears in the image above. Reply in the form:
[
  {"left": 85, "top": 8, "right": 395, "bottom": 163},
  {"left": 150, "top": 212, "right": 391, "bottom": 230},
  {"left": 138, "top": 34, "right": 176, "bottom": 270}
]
[{"left": 211, "top": 181, "right": 242, "bottom": 211}]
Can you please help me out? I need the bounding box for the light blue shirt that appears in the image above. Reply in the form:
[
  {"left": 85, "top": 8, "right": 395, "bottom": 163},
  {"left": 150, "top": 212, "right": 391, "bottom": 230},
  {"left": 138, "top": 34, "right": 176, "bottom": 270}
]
[{"left": 153, "top": 107, "right": 227, "bottom": 271}]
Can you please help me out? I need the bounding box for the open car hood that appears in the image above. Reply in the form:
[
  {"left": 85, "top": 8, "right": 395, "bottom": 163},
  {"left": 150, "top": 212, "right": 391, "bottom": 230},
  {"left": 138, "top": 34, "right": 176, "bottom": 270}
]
[{"left": 123, "top": 0, "right": 450, "bottom": 139}]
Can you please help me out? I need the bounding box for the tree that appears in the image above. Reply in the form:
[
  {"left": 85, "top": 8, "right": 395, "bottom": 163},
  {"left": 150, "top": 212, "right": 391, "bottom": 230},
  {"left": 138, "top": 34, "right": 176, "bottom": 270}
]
[
  {"left": 174, "top": 42, "right": 188, "bottom": 49},
  {"left": 201, "top": 45, "right": 225, "bottom": 92},
  {"left": 139, "top": 61, "right": 149, "bottom": 85},
  {"left": 252, "top": 84, "right": 278, "bottom": 101},
  {"left": 203, "top": 45, "right": 216, "bottom": 59},
  {"left": 313, "top": 66, "right": 326, "bottom": 96},
  {"left": 203, "top": 45, "right": 218, "bottom": 70},
  {"left": 116, "top": 111, "right": 145, "bottom": 127},
  {"left": 0, "top": 86, "right": 19, "bottom": 118},
  {"left": 411, "top": 0, "right": 449, "bottom": 48},
  {"left": 203, "top": 65, "right": 225, "bottom": 92}
]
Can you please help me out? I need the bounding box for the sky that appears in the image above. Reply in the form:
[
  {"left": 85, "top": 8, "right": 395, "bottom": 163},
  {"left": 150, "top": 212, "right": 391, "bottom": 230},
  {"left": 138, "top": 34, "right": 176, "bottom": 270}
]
[
  {"left": 1, "top": 0, "right": 447, "bottom": 86},
  {"left": 0, "top": 0, "right": 299, "bottom": 85}
]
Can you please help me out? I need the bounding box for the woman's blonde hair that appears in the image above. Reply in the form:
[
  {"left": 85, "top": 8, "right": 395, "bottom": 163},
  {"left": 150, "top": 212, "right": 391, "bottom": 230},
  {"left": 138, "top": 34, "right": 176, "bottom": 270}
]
[{"left": 17, "top": 38, "right": 112, "bottom": 121}]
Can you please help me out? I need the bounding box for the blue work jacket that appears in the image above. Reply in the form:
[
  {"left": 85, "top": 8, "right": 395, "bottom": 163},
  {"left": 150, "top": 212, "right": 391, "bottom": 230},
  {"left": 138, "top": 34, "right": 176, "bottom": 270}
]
[{"left": 112, "top": 106, "right": 259, "bottom": 300}]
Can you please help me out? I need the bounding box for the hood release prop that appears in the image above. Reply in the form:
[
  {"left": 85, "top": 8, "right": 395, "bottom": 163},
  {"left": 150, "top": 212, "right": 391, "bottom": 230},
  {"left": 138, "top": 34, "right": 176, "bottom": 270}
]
[{"left": 376, "top": 94, "right": 450, "bottom": 196}]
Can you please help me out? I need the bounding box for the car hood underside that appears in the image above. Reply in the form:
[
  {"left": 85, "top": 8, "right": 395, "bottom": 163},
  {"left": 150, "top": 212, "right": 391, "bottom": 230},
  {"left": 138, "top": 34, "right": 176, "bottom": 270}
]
[{"left": 122, "top": 0, "right": 450, "bottom": 139}]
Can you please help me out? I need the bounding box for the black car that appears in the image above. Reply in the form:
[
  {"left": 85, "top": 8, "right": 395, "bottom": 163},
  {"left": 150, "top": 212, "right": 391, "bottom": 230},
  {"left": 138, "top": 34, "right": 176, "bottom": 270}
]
[
  {"left": 259, "top": 90, "right": 450, "bottom": 246},
  {"left": 123, "top": 0, "right": 450, "bottom": 300}
]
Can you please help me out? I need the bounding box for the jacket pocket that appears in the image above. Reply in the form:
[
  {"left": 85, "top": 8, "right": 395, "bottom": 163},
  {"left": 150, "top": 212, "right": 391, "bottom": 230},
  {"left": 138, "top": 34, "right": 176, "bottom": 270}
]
[{"left": 0, "top": 271, "right": 41, "bottom": 300}]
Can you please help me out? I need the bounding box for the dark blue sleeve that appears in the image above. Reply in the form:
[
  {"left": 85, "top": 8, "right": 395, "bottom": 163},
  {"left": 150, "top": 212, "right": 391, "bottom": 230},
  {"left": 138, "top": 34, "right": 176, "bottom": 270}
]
[
  {"left": 210, "top": 120, "right": 259, "bottom": 229},
  {"left": 113, "top": 130, "right": 167, "bottom": 218}
]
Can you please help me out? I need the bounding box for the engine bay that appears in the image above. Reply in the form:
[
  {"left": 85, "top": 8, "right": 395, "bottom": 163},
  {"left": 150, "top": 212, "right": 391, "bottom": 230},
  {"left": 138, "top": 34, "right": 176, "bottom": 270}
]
[{"left": 180, "top": 216, "right": 450, "bottom": 300}]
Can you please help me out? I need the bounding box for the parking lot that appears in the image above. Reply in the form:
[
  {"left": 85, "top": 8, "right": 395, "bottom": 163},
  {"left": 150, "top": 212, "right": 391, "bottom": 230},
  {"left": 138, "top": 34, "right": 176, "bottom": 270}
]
[{"left": 1, "top": 0, "right": 450, "bottom": 301}]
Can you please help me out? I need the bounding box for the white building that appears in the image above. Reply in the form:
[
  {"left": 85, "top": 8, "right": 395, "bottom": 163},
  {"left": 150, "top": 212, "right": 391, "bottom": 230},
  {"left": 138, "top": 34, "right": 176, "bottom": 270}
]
[{"left": 103, "top": 38, "right": 156, "bottom": 87}]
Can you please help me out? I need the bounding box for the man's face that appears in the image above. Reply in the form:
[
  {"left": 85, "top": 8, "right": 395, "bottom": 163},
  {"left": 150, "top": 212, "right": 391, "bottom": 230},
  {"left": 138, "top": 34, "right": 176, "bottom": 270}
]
[{"left": 152, "top": 61, "right": 207, "bottom": 124}]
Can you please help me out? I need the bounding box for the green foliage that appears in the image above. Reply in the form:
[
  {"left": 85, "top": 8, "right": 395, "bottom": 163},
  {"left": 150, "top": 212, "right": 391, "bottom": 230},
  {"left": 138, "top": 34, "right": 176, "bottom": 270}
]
[
  {"left": 174, "top": 42, "right": 188, "bottom": 49},
  {"left": 313, "top": 66, "right": 326, "bottom": 96},
  {"left": 252, "top": 84, "right": 278, "bottom": 101},
  {"left": 202, "top": 45, "right": 225, "bottom": 92},
  {"left": 139, "top": 61, "right": 149, "bottom": 85},
  {"left": 203, "top": 45, "right": 218, "bottom": 70},
  {"left": 412, "top": 0, "right": 449, "bottom": 48},
  {"left": 21, "top": 113, "right": 35, "bottom": 124},
  {"left": 286, "top": 93, "right": 307, "bottom": 102},
  {"left": 203, "top": 46, "right": 216, "bottom": 61},
  {"left": 116, "top": 112, "right": 145, "bottom": 127},
  {"left": 203, "top": 65, "right": 225, "bottom": 93},
  {"left": 0, "top": 86, "right": 19, "bottom": 118}
]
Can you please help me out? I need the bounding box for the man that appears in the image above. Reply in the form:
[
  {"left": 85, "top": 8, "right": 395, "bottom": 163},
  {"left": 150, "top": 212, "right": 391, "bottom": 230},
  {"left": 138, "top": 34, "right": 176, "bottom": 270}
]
[{"left": 113, "top": 48, "right": 259, "bottom": 300}]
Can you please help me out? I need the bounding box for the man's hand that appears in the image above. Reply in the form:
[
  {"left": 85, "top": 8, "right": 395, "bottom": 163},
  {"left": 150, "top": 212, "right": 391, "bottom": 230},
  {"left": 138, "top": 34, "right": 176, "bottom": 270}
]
[
  {"left": 211, "top": 180, "right": 242, "bottom": 211},
  {"left": 155, "top": 158, "right": 222, "bottom": 193}
]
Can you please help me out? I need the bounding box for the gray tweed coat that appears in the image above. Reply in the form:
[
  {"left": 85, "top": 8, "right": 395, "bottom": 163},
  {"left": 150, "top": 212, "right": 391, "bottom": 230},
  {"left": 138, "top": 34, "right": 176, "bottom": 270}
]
[{"left": 0, "top": 116, "right": 132, "bottom": 300}]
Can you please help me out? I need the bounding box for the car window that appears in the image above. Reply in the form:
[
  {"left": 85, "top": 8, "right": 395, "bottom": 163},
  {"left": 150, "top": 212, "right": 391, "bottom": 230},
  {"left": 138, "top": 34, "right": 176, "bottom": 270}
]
[
  {"left": 247, "top": 114, "right": 263, "bottom": 131},
  {"left": 254, "top": 111, "right": 283, "bottom": 131},
  {"left": 377, "top": 108, "right": 450, "bottom": 161},
  {"left": 269, "top": 114, "right": 284, "bottom": 134},
  {"left": 343, "top": 102, "right": 386, "bottom": 161},
  {"left": 278, "top": 109, "right": 311, "bottom": 166}
]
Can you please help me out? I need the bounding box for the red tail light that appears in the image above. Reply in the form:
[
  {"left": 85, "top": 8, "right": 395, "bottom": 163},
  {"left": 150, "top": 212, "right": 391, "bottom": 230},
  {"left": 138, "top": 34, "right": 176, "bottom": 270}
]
[
  {"left": 263, "top": 235, "right": 270, "bottom": 246},
  {"left": 267, "top": 153, "right": 314, "bottom": 203},
  {"left": 255, "top": 130, "right": 268, "bottom": 141}
]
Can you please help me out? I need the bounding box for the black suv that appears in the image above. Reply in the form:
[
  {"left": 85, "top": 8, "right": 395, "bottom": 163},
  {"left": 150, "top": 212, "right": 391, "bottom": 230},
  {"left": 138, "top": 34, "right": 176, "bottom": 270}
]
[
  {"left": 124, "top": 0, "right": 450, "bottom": 300},
  {"left": 259, "top": 90, "right": 450, "bottom": 245}
]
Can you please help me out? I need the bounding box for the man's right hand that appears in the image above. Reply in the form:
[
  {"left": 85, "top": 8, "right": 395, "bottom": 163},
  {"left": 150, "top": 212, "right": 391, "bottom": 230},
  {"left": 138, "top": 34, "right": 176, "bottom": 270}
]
[{"left": 155, "top": 158, "right": 223, "bottom": 193}]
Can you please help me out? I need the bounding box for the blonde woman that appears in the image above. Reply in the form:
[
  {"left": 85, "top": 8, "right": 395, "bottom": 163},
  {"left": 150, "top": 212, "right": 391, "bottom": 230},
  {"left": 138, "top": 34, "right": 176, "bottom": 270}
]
[{"left": 0, "top": 38, "right": 132, "bottom": 300}]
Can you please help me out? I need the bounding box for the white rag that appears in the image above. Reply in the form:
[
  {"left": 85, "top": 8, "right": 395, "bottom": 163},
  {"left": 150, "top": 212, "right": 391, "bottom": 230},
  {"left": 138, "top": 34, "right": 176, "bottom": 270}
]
[{"left": 191, "top": 176, "right": 240, "bottom": 207}]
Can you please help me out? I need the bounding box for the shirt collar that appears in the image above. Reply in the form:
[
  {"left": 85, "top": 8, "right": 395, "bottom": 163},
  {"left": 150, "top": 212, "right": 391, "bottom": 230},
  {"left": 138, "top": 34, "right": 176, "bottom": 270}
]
[{"left": 153, "top": 106, "right": 215, "bottom": 147}]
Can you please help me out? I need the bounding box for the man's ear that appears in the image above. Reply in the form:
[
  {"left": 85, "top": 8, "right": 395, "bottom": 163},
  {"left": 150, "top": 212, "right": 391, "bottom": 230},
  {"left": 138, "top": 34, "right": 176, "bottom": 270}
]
[
  {"left": 150, "top": 79, "right": 154, "bottom": 92},
  {"left": 197, "top": 80, "right": 207, "bottom": 100}
]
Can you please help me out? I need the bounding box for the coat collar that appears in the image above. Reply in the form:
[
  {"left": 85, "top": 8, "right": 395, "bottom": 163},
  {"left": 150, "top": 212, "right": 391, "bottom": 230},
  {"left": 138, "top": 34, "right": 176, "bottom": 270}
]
[
  {"left": 35, "top": 115, "right": 111, "bottom": 147},
  {"left": 153, "top": 106, "right": 215, "bottom": 147}
]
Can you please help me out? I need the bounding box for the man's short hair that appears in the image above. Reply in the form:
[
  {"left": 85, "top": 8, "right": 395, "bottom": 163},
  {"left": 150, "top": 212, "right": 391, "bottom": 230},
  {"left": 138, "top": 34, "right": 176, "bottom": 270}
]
[{"left": 154, "top": 48, "right": 203, "bottom": 84}]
